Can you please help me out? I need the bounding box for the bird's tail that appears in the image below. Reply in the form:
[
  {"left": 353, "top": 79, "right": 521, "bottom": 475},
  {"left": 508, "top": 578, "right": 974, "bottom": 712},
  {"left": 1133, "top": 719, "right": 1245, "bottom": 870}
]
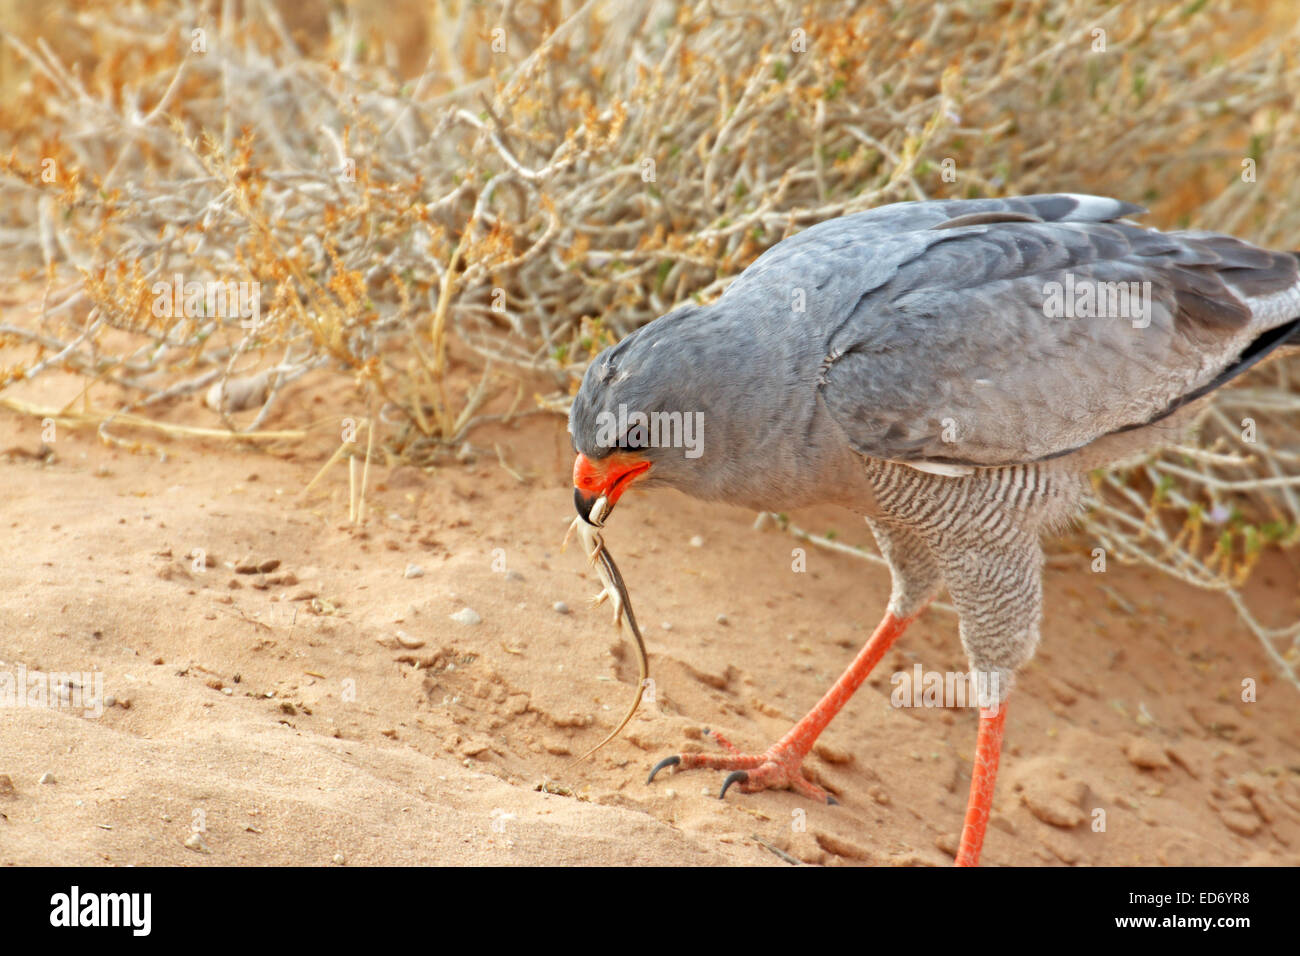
[
  {"left": 1261, "top": 252, "right": 1300, "bottom": 351},
  {"left": 1286, "top": 253, "right": 1300, "bottom": 349}
]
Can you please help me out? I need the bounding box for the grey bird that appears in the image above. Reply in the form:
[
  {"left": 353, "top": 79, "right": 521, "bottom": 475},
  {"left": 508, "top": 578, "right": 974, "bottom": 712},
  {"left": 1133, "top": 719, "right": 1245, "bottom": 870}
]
[{"left": 567, "top": 193, "right": 1300, "bottom": 865}]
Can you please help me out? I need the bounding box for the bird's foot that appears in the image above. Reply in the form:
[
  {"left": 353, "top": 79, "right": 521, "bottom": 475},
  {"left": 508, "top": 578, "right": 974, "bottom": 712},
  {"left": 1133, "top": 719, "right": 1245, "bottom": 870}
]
[{"left": 647, "top": 728, "right": 836, "bottom": 804}]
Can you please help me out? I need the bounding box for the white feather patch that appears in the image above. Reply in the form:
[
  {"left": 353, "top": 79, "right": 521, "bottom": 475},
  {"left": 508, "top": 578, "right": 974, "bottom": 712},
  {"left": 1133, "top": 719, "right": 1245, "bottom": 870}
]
[{"left": 903, "top": 460, "right": 976, "bottom": 478}]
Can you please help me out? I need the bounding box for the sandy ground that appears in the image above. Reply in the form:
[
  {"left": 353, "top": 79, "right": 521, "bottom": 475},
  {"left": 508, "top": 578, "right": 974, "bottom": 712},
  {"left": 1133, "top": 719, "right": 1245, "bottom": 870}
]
[{"left": 2, "top": 369, "right": 1299, "bottom": 867}]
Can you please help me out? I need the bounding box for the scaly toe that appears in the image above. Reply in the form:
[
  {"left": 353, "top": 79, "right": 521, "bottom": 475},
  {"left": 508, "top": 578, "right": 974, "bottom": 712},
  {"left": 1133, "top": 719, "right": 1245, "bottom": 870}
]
[{"left": 647, "top": 737, "right": 834, "bottom": 803}]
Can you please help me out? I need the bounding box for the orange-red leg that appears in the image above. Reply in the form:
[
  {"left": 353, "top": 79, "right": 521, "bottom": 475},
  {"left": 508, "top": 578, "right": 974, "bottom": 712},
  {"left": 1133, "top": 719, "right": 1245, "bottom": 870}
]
[
  {"left": 954, "top": 701, "right": 1008, "bottom": 867},
  {"left": 648, "top": 611, "right": 914, "bottom": 803}
]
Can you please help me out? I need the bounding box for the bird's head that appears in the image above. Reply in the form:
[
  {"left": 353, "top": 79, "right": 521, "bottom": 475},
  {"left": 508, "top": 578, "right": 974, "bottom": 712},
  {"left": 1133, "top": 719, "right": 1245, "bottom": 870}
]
[{"left": 567, "top": 309, "right": 712, "bottom": 522}]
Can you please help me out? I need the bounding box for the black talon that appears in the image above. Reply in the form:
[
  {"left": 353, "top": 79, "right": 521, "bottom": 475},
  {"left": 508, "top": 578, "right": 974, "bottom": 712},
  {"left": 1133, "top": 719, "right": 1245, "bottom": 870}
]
[
  {"left": 647, "top": 755, "right": 680, "bottom": 783},
  {"left": 719, "top": 770, "right": 748, "bottom": 799},
  {"left": 827, "top": 795, "right": 839, "bottom": 806}
]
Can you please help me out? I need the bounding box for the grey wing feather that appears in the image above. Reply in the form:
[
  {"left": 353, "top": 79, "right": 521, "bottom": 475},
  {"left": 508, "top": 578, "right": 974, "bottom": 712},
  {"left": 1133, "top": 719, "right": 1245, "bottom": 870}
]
[
  {"left": 723, "top": 193, "right": 1144, "bottom": 308},
  {"left": 728, "top": 194, "right": 1300, "bottom": 467}
]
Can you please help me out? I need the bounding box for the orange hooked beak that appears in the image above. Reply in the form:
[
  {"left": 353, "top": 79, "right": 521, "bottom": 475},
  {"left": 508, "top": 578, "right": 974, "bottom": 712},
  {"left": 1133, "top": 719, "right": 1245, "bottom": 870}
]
[{"left": 573, "top": 451, "right": 652, "bottom": 523}]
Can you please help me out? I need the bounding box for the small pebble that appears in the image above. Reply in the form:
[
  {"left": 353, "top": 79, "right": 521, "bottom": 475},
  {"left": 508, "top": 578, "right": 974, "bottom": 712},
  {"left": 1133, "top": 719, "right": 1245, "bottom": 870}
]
[
  {"left": 404, "top": 564, "right": 425, "bottom": 579},
  {"left": 553, "top": 601, "right": 570, "bottom": 615},
  {"left": 39, "top": 771, "right": 56, "bottom": 785},
  {"left": 661, "top": 622, "right": 673, "bottom": 631},
  {"left": 505, "top": 570, "right": 525, "bottom": 582},
  {"left": 450, "top": 608, "right": 482, "bottom": 626},
  {"left": 689, "top": 535, "right": 704, "bottom": 548},
  {"left": 183, "top": 832, "right": 212, "bottom": 853},
  {"left": 1020, "top": 778, "right": 1086, "bottom": 828},
  {"left": 221, "top": 687, "right": 233, "bottom": 696},
  {"left": 0, "top": 774, "right": 15, "bottom": 795},
  {"left": 395, "top": 630, "right": 426, "bottom": 649},
  {"left": 332, "top": 852, "right": 346, "bottom": 865},
  {"left": 715, "top": 614, "right": 729, "bottom": 625},
  {"left": 1126, "top": 737, "right": 1172, "bottom": 770},
  {"left": 1221, "top": 810, "right": 1261, "bottom": 836}
]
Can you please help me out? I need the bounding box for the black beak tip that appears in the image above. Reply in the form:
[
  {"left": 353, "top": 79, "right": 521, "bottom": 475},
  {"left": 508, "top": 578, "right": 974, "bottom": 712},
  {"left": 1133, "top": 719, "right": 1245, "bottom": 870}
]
[{"left": 574, "top": 487, "right": 598, "bottom": 523}]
